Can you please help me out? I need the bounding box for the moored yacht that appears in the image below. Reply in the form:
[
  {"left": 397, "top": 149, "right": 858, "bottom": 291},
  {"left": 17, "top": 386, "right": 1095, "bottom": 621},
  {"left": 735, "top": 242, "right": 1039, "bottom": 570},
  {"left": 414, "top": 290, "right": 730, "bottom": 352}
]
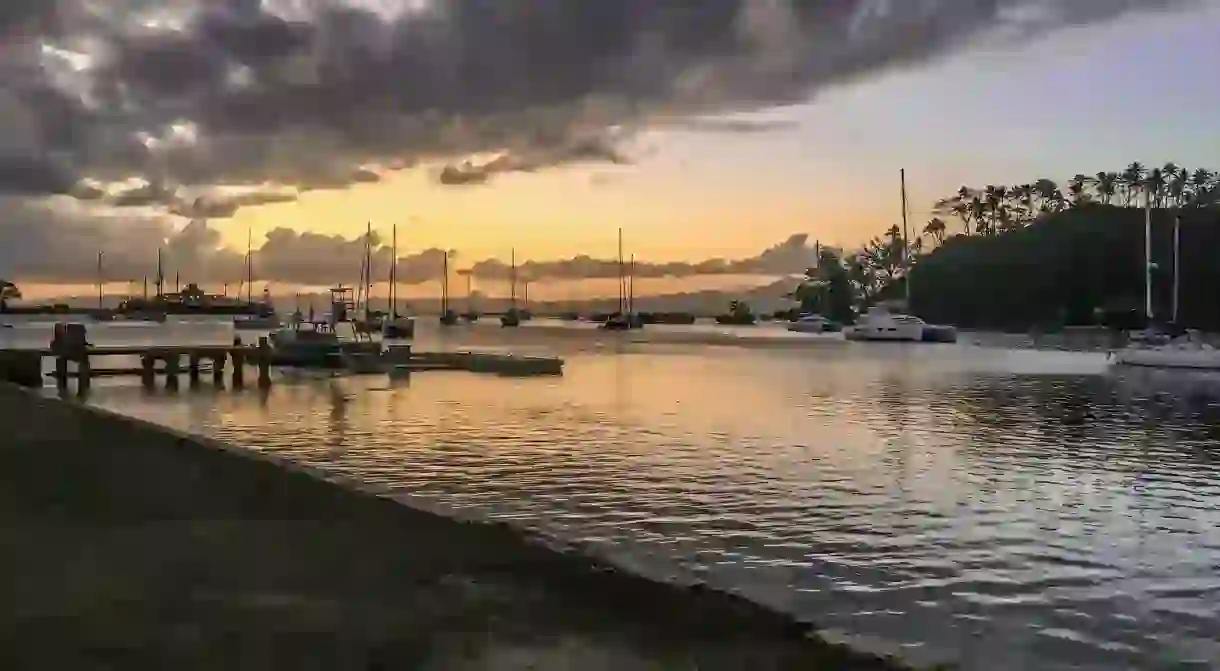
[
  {"left": 1111, "top": 194, "right": 1220, "bottom": 370},
  {"left": 844, "top": 306, "right": 926, "bottom": 341},
  {"left": 787, "top": 314, "right": 839, "bottom": 334}
]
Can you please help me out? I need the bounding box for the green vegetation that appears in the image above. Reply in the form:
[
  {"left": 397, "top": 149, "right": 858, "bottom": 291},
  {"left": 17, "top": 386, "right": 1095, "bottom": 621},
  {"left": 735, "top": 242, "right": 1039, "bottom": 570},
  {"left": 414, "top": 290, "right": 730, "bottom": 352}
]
[
  {"left": 0, "top": 281, "right": 20, "bottom": 311},
  {"left": 793, "top": 163, "right": 1220, "bottom": 330}
]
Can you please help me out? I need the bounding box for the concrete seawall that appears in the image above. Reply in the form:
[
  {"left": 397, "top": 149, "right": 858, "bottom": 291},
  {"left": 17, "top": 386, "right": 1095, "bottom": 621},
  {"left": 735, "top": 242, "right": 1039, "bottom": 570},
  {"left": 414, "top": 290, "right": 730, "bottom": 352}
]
[{"left": 0, "top": 383, "right": 916, "bottom": 670}]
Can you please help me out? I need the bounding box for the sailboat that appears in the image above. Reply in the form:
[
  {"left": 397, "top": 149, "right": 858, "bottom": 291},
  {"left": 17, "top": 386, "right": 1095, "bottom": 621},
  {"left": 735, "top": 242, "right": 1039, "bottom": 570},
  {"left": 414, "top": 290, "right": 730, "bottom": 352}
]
[
  {"left": 500, "top": 248, "right": 521, "bottom": 327},
  {"left": 439, "top": 250, "right": 458, "bottom": 325},
  {"left": 1110, "top": 195, "right": 1220, "bottom": 369},
  {"left": 844, "top": 169, "right": 956, "bottom": 342},
  {"left": 383, "top": 223, "right": 416, "bottom": 339},
  {"left": 234, "top": 228, "right": 280, "bottom": 329},
  {"left": 460, "top": 269, "right": 480, "bottom": 322},
  {"left": 602, "top": 228, "right": 634, "bottom": 330}
]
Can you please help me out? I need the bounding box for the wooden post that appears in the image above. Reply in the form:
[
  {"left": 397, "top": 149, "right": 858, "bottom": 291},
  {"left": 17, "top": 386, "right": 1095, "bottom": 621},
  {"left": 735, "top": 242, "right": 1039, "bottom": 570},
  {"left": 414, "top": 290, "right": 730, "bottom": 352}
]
[
  {"left": 231, "top": 347, "right": 245, "bottom": 388},
  {"left": 188, "top": 352, "right": 201, "bottom": 384},
  {"left": 211, "top": 354, "right": 225, "bottom": 386},
  {"left": 164, "top": 353, "right": 180, "bottom": 390},
  {"left": 54, "top": 356, "right": 68, "bottom": 392},
  {"left": 77, "top": 354, "right": 91, "bottom": 395},
  {"left": 141, "top": 355, "right": 156, "bottom": 388},
  {"left": 257, "top": 337, "right": 271, "bottom": 389}
]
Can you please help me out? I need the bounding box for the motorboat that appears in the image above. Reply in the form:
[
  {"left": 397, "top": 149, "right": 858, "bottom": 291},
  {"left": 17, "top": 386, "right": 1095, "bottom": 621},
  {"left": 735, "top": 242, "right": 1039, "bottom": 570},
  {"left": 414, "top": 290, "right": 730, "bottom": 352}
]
[
  {"left": 787, "top": 314, "right": 837, "bottom": 334},
  {"left": 268, "top": 323, "right": 344, "bottom": 367},
  {"left": 382, "top": 314, "right": 415, "bottom": 339},
  {"left": 601, "top": 312, "right": 631, "bottom": 330},
  {"left": 844, "top": 306, "right": 926, "bottom": 341},
  {"left": 1111, "top": 334, "right": 1220, "bottom": 370},
  {"left": 500, "top": 309, "right": 521, "bottom": 328}
]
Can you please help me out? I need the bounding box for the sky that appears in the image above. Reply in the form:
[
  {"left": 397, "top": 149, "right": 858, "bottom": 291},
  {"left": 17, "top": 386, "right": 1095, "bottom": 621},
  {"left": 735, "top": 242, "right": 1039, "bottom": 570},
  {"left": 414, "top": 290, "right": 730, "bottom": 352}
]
[
  {"left": 224, "top": 2, "right": 1220, "bottom": 261},
  {"left": 3, "top": 0, "right": 1220, "bottom": 299}
]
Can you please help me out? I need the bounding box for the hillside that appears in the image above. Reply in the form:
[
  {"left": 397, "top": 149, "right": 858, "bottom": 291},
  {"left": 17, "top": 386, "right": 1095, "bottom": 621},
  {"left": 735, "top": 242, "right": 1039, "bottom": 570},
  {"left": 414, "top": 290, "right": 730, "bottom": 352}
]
[{"left": 909, "top": 205, "right": 1220, "bottom": 330}]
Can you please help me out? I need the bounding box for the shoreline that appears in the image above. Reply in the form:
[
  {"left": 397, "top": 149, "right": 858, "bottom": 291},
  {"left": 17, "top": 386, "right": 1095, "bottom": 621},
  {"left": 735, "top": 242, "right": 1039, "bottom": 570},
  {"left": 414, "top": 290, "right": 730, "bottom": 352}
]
[{"left": 0, "top": 382, "right": 921, "bottom": 669}]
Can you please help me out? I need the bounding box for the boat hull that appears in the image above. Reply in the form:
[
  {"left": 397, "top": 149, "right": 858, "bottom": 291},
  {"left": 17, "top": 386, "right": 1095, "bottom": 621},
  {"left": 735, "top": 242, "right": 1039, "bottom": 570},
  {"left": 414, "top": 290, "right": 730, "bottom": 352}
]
[
  {"left": 1112, "top": 346, "right": 1220, "bottom": 370},
  {"left": 920, "top": 324, "right": 958, "bottom": 343},
  {"left": 844, "top": 325, "right": 923, "bottom": 341},
  {"left": 382, "top": 318, "right": 415, "bottom": 339}
]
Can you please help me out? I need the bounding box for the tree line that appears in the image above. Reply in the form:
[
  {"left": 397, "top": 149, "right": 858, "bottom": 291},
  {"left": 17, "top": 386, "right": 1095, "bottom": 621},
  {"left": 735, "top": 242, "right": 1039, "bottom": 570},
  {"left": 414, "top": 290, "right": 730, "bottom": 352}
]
[{"left": 793, "top": 162, "right": 1220, "bottom": 328}]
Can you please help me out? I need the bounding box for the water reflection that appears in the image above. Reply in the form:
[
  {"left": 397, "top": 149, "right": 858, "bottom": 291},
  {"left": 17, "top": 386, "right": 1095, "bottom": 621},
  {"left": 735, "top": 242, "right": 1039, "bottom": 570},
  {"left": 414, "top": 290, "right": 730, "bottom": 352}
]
[{"left": 78, "top": 329, "right": 1220, "bottom": 671}]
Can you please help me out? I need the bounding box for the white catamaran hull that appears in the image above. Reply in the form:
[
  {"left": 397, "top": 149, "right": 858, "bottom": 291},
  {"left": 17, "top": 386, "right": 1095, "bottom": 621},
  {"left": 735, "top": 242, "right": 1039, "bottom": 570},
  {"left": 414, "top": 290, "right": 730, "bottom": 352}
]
[{"left": 1111, "top": 345, "right": 1220, "bottom": 370}]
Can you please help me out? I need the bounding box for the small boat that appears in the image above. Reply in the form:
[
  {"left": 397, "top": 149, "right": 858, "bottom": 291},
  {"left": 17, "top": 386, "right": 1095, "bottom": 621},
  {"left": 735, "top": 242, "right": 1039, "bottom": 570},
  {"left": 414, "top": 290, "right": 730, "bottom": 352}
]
[
  {"left": 439, "top": 250, "right": 459, "bottom": 326},
  {"left": 501, "top": 248, "right": 521, "bottom": 328},
  {"left": 382, "top": 224, "right": 415, "bottom": 339},
  {"left": 268, "top": 323, "right": 344, "bottom": 367},
  {"left": 462, "top": 311, "right": 480, "bottom": 322},
  {"left": 715, "top": 300, "right": 757, "bottom": 325},
  {"left": 602, "top": 312, "right": 631, "bottom": 330},
  {"left": 787, "top": 314, "right": 835, "bottom": 334},
  {"left": 382, "top": 315, "right": 415, "bottom": 339}
]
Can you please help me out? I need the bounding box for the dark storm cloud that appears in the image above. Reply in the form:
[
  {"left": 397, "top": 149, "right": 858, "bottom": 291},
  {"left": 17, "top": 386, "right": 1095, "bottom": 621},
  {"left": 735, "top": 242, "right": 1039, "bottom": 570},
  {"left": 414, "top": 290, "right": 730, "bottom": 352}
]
[
  {"left": 2, "top": 0, "right": 1202, "bottom": 195},
  {"left": 0, "top": 0, "right": 1204, "bottom": 285}
]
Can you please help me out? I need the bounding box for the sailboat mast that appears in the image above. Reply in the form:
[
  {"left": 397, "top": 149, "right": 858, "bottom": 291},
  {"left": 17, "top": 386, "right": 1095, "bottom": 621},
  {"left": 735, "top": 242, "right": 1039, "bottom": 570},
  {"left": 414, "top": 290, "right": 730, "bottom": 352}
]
[
  {"left": 156, "top": 248, "right": 163, "bottom": 298},
  {"left": 442, "top": 251, "right": 449, "bottom": 311},
  {"left": 510, "top": 248, "right": 517, "bottom": 308},
  {"left": 1172, "top": 212, "right": 1181, "bottom": 324},
  {"left": 617, "top": 228, "right": 624, "bottom": 314},
  {"left": 246, "top": 227, "right": 253, "bottom": 304},
  {"left": 628, "top": 254, "right": 635, "bottom": 314},
  {"left": 1144, "top": 190, "right": 1153, "bottom": 321},
  {"left": 96, "top": 252, "right": 104, "bottom": 309},
  {"left": 900, "top": 168, "right": 911, "bottom": 306},
  {"left": 365, "top": 222, "right": 372, "bottom": 321},
  {"left": 390, "top": 224, "right": 397, "bottom": 318}
]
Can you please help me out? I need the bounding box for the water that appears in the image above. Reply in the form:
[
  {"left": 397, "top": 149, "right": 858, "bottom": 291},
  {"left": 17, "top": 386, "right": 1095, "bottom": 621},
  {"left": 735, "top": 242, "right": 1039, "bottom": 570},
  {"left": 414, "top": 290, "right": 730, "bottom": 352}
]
[{"left": 6, "top": 318, "right": 1220, "bottom": 670}]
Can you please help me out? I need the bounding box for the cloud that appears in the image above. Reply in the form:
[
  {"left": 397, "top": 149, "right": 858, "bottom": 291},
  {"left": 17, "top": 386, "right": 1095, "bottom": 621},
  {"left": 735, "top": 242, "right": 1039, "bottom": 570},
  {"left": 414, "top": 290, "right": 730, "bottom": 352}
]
[
  {"left": 0, "top": 197, "right": 824, "bottom": 286},
  {"left": 1, "top": 0, "right": 1200, "bottom": 198},
  {"left": 0, "top": 0, "right": 1204, "bottom": 284}
]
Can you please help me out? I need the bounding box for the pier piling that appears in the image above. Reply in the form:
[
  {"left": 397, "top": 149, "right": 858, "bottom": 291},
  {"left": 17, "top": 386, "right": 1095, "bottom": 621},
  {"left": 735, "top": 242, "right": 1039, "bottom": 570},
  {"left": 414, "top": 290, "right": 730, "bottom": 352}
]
[
  {"left": 257, "top": 337, "right": 271, "bottom": 389},
  {"left": 231, "top": 348, "right": 245, "bottom": 388}
]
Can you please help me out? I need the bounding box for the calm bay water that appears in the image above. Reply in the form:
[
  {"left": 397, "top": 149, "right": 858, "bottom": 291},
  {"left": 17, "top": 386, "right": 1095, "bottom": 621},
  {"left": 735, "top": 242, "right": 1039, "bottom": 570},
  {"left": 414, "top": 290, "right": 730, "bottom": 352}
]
[{"left": 5, "top": 318, "right": 1219, "bottom": 669}]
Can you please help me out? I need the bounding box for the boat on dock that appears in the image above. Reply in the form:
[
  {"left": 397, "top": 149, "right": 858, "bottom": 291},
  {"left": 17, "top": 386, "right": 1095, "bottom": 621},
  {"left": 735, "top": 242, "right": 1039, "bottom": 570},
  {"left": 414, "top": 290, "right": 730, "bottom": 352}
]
[{"left": 268, "top": 286, "right": 379, "bottom": 368}]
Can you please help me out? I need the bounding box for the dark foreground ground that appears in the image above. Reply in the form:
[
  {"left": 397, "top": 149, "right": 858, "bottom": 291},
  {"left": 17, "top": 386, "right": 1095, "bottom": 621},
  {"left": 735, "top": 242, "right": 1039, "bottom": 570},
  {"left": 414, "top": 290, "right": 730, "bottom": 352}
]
[{"left": 0, "top": 383, "right": 916, "bottom": 670}]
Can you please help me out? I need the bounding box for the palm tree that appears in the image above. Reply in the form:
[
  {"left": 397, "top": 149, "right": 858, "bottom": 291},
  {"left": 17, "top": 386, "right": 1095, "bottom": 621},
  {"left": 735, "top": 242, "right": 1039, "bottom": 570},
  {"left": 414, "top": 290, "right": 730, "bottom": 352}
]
[
  {"left": 923, "top": 217, "right": 947, "bottom": 245},
  {"left": 1093, "top": 172, "right": 1118, "bottom": 205},
  {"left": 1190, "top": 168, "right": 1215, "bottom": 202},
  {"left": 0, "top": 281, "right": 21, "bottom": 312},
  {"left": 1161, "top": 162, "right": 1182, "bottom": 204},
  {"left": 1067, "top": 174, "right": 1091, "bottom": 207},
  {"left": 1121, "top": 161, "right": 1146, "bottom": 205},
  {"left": 1144, "top": 167, "right": 1166, "bottom": 207}
]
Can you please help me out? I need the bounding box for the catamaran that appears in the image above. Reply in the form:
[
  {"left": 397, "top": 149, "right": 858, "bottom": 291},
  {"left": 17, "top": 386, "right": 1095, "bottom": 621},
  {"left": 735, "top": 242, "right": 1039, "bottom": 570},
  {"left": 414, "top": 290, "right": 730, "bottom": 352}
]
[{"left": 1110, "top": 194, "right": 1220, "bottom": 369}]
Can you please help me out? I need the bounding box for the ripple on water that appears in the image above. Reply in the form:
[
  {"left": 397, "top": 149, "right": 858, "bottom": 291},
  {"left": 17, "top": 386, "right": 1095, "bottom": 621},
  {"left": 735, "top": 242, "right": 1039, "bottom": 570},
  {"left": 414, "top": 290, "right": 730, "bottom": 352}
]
[{"left": 81, "top": 328, "right": 1220, "bottom": 671}]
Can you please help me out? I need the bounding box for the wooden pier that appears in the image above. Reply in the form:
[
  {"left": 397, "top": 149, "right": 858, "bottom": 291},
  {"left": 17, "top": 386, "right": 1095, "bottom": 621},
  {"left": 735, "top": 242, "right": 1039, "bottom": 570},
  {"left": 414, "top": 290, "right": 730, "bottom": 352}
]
[{"left": 0, "top": 323, "right": 272, "bottom": 396}]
